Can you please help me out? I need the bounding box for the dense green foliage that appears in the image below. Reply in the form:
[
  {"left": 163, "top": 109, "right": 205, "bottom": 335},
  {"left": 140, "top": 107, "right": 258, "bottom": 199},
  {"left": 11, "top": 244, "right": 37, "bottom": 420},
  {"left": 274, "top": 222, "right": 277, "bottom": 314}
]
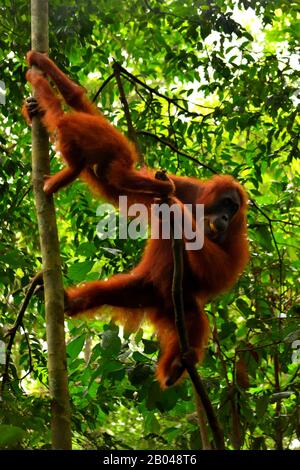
[{"left": 0, "top": 0, "right": 299, "bottom": 450}]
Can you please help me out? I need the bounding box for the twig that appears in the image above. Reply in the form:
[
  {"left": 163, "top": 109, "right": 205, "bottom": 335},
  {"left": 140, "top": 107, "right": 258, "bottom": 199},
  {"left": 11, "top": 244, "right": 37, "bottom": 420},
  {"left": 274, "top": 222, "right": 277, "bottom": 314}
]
[
  {"left": 115, "top": 60, "right": 213, "bottom": 119},
  {"left": 92, "top": 72, "right": 114, "bottom": 104},
  {"left": 139, "top": 127, "right": 292, "bottom": 290},
  {"left": 0, "top": 271, "right": 43, "bottom": 398},
  {"left": 194, "top": 389, "right": 212, "bottom": 449},
  {"left": 138, "top": 130, "right": 218, "bottom": 174},
  {"left": 19, "top": 327, "right": 33, "bottom": 380},
  {"left": 15, "top": 187, "right": 32, "bottom": 209},
  {"left": 274, "top": 351, "right": 283, "bottom": 449},
  {"left": 113, "top": 61, "right": 144, "bottom": 165},
  {"left": 236, "top": 339, "right": 282, "bottom": 353},
  {"left": 211, "top": 306, "right": 241, "bottom": 449},
  {"left": 139, "top": 132, "right": 299, "bottom": 232},
  {"left": 0, "top": 143, "right": 16, "bottom": 155},
  {"left": 185, "top": 357, "right": 225, "bottom": 449}
]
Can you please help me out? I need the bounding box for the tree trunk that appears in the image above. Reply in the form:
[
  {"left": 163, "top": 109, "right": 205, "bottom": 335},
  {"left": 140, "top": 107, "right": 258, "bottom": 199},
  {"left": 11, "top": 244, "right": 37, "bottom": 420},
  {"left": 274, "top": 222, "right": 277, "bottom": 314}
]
[{"left": 30, "top": 0, "right": 72, "bottom": 450}]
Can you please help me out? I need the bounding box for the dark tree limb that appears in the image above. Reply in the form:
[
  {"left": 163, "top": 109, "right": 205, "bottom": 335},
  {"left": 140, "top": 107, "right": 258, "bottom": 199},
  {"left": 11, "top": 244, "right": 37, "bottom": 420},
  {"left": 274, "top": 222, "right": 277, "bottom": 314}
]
[
  {"left": 114, "top": 60, "right": 214, "bottom": 119},
  {"left": 113, "top": 61, "right": 144, "bottom": 165},
  {"left": 152, "top": 167, "right": 227, "bottom": 450},
  {"left": 211, "top": 306, "right": 241, "bottom": 449},
  {"left": 92, "top": 72, "right": 114, "bottom": 104},
  {"left": 0, "top": 272, "right": 43, "bottom": 398},
  {"left": 194, "top": 389, "right": 212, "bottom": 450},
  {"left": 170, "top": 226, "right": 225, "bottom": 450},
  {"left": 137, "top": 130, "right": 218, "bottom": 174}
]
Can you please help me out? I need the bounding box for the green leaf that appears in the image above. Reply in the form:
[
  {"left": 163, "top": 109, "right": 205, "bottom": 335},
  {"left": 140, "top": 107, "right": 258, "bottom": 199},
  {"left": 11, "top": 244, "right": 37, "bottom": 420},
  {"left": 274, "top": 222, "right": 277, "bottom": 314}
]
[
  {"left": 246, "top": 318, "right": 262, "bottom": 329},
  {"left": 132, "top": 351, "right": 150, "bottom": 363},
  {"left": 76, "top": 242, "right": 96, "bottom": 257},
  {"left": 128, "top": 364, "right": 152, "bottom": 385},
  {"left": 67, "top": 335, "right": 85, "bottom": 359},
  {"left": 255, "top": 225, "right": 273, "bottom": 251},
  {"left": 101, "top": 359, "right": 124, "bottom": 374},
  {"left": 135, "top": 328, "right": 144, "bottom": 344},
  {"left": 143, "top": 339, "right": 158, "bottom": 354},
  {"left": 236, "top": 298, "right": 252, "bottom": 316},
  {"left": 144, "top": 412, "right": 160, "bottom": 434},
  {"left": 101, "top": 330, "right": 121, "bottom": 357},
  {"left": 0, "top": 425, "right": 25, "bottom": 448},
  {"left": 219, "top": 321, "right": 236, "bottom": 340},
  {"left": 68, "top": 261, "right": 94, "bottom": 282}
]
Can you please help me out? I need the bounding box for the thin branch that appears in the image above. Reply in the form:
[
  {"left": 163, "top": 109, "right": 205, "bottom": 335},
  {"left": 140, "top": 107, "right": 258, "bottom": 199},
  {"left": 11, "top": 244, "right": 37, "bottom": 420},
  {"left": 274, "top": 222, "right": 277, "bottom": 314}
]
[
  {"left": 211, "top": 307, "right": 231, "bottom": 389},
  {"left": 0, "top": 272, "right": 43, "bottom": 398},
  {"left": 250, "top": 187, "right": 300, "bottom": 227},
  {"left": 0, "top": 143, "right": 16, "bottom": 155},
  {"left": 194, "top": 389, "right": 212, "bottom": 449},
  {"left": 169, "top": 193, "right": 224, "bottom": 450},
  {"left": 92, "top": 72, "right": 114, "bottom": 104},
  {"left": 211, "top": 305, "right": 241, "bottom": 449},
  {"left": 282, "top": 365, "right": 300, "bottom": 389},
  {"left": 19, "top": 325, "right": 33, "bottom": 380},
  {"left": 0, "top": 21, "right": 22, "bottom": 37},
  {"left": 274, "top": 351, "right": 283, "bottom": 449},
  {"left": 139, "top": 128, "right": 295, "bottom": 292},
  {"left": 251, "top": 199, "right": 284, "bottom": 317},
  {"left": 185, "top": 361, "right": 225, "bottom": 449},
  {"left": 139, "top": 131, "right": 299, "bottom": 231},
  {"left": 113, "top": 61, "right": 144, "bottom": 165},
  {"left": 236, "top": 339, "right": 282, "bottom": 353},
  {"left": 115, "top": 60, "right": 213, "bottom": 119},
  {"left": 15, "top": 187, "right": 32, "bottom": 209},
  {"left": 138, "top": 130, "right": 218, "bottom": 174}
]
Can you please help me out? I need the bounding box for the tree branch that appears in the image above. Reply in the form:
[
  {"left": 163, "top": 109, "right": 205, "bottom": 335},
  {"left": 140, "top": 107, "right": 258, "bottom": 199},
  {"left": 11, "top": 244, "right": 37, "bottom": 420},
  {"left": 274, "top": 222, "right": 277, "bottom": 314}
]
[
  {"left": 114, "top": 60, "right": 214, "bottom": 119},
  {"left": 113, "top": 61, "right": 144, "bottom": 165},
  {"left": 92, "top": 72, "right": 114, "bottom": 104},
  {"left": 168, "top": 190, "right": 224, "bottom": 450},
  {"left": 211, "top": 305, "right": 241, "bottom": 449},
  {"left": 0, "top": 272, "right": 43, "bottom": 398},
  {"left": 138, "top": 129, "right": 218, "bottom": 174}
]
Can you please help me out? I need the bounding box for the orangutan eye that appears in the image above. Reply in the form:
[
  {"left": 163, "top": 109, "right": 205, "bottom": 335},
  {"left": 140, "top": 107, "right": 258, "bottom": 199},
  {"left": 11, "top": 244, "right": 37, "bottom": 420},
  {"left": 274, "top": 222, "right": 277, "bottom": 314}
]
[{"left": 222, "top": 197, "right": 239, "bottom": 213}]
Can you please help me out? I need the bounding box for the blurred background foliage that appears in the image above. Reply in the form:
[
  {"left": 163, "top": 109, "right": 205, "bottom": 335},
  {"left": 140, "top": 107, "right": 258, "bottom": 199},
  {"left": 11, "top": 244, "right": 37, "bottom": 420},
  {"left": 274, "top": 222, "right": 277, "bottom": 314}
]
[{"left": 0, "top": 0, "right": 299, "bottom": 450}]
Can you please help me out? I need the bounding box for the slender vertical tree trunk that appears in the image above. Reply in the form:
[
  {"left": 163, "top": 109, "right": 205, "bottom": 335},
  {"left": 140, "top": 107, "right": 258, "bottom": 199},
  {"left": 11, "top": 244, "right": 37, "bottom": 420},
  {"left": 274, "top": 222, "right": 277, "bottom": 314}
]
[
  {"left": 30, "top": 0, "right": 72, "bottom": 450},
  {"left": 194, "top": 389, "right": 212, "bottom": 450}
]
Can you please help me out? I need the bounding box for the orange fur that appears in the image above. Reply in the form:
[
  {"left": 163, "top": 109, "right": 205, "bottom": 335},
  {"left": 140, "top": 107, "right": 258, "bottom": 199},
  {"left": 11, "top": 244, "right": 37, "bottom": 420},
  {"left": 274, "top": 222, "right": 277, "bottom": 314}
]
[
  {"left": 24, "top": 52, "right": 249, "bottom": 388},
  {"left": 23, "top": 51, "right": 175, "bottom": 201}
]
